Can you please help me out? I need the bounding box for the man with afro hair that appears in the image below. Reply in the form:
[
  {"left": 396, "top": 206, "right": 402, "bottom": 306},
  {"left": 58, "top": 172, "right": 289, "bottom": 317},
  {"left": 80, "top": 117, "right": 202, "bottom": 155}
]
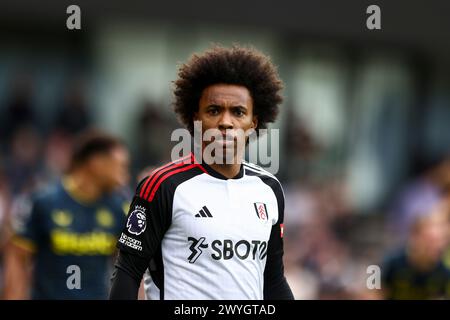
[{"left": 110, "top": 45, "right": 294, "bottom": 300}]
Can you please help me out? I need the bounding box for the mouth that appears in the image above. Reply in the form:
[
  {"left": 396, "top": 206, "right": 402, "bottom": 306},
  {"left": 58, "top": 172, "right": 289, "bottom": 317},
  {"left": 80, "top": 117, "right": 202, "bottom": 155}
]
[
  {"left": 221, "top": 132, "right": 237, "bottom": 141},
  {"left": 202, "top": 130, "right": 242, "bottom": 149},
  {"left": 206, "top": 136, "right": 236, "bottom": 150},
  {"left": 219, "top": 140, "right": 235, "bottom": 147},
  {"left": 218, "top": 135, "right": 236, "bottom": 145}
]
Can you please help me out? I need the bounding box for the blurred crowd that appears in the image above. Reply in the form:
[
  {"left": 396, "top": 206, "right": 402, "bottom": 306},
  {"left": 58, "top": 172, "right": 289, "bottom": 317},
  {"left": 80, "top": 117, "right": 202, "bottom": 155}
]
[
  {"left": 282, "top": 162, "right": 450, "bottom": 299},
  {"left": 0, "top": 70, "right": 449, "bottom": 300}
]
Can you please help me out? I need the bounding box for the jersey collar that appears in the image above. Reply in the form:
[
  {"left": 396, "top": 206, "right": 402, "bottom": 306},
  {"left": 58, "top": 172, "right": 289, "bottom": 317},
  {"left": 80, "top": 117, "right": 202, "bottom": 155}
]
[{"left": 200, "top": 162, "right": 245, "bottom": 180}]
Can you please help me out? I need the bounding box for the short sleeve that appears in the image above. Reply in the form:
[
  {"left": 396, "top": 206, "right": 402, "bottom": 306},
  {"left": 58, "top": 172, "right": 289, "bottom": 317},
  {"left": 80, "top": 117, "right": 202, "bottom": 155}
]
[
  {"left": 116, "top": 177, "right": 173, "bottom": 260},
  {"left": 11, "top": 195, "right": 43, "bottom": 252}
]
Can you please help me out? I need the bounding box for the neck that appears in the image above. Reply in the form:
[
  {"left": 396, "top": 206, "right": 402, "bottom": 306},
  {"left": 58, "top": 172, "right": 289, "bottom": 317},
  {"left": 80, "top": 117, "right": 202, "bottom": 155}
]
[
  {"left": 64, "top": 170, "right": 102, "bottom": 203},
  {"left": 209, "top": 162, "right": 241, "bottom": 179},
  {"left": 197, "top": 145, "right": 244, "bottom": 179}
]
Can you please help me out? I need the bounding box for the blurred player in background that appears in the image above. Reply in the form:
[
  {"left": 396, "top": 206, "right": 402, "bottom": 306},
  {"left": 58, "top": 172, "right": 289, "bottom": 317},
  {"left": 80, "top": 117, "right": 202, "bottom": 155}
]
[
  {"left": 3, "top": 130, "right": 130, "bottom": 299},
  {"left": 109, "top": 45, "right": 293, "bottom": 300},
  {"left": 381, "top": 199, "right": 450, "bottom": 299}
]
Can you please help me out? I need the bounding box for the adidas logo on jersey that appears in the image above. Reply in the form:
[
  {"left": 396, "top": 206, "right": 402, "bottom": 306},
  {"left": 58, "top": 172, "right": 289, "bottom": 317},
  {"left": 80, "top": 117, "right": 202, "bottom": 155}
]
[{"left": 195, "top": 206, "right": 213, "bottom": 218}]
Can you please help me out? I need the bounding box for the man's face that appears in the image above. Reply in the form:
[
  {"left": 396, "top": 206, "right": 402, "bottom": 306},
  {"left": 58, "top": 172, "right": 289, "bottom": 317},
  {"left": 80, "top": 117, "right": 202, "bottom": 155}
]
[
  {"left": 90, "top": 146, "right": 130, "bottom": 192},
  {"left": 411, "top": 210, "right": 449, "bottom": 262},
  {"left": 194, "top": 84, "right": 258, "bottom": 163}
]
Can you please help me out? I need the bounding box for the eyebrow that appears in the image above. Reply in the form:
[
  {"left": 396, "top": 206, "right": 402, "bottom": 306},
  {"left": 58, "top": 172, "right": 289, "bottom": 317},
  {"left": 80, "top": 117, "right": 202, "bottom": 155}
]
[{"left": 207, "top": 104, "right": 247, "bottom": 109}]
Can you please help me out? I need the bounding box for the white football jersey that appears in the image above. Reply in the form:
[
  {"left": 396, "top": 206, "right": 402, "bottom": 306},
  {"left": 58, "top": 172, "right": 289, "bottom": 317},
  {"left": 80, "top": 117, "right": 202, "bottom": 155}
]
[{"left": 118, "top": 154, "right": 287, "bottom": 300}]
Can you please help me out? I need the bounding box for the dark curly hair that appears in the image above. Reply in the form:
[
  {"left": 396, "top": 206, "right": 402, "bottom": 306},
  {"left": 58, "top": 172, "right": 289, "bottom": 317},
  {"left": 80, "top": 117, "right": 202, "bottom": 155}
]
[
  {"left": 174, "top": 45, "right": 283, "bottom": 135},
  {"left": 69, "top": 129, "right": 125, "bottom": 171}
]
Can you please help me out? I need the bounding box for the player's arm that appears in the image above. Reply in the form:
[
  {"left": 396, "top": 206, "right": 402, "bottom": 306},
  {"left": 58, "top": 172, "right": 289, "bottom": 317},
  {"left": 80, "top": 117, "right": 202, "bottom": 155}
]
[
  {"left": 3, "top": 196, "right": 40, "bottom": 300},
  {"left": 109, "top": 250, "right": 149, "bottom": 299},
  {"left": 110, "top": 177, "right": 172, "bottom": 300},
  {"left": 263, "top": 180, "right": 294, "bottom": 300},
  {"left": 263, "top": 220, "right": 294, "bottom": 300},
  {"left": 3, "top": 237, "right": 34, "bottom": 299}
]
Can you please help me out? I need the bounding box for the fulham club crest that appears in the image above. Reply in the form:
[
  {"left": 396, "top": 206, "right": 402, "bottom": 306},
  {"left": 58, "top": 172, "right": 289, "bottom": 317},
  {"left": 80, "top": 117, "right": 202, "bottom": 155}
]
[
  {"left": 254, "top": 202, "right": 269, "bottom": 223},
  {"left": 126, "top": 205, "right": 147, "bottom": 235}
]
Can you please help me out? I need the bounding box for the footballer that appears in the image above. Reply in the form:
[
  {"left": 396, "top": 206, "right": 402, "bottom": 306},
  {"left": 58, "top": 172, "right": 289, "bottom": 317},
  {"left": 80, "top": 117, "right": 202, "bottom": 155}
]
[{"left": 110, "top": 45, "right": 294, "bottom": 300}]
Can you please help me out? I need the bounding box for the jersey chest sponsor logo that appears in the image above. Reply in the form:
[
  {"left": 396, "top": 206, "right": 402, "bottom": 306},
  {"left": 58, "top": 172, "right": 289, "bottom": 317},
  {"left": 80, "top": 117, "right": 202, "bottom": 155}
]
[
  {"left": 50, "top": 229, "right": 116, "bottom": 255},
  {"left": 126, "top": 205, "right": 147, "bottom": 235},
  {"left": 187, "top": 237, "right": 267, "bottom": 263}
]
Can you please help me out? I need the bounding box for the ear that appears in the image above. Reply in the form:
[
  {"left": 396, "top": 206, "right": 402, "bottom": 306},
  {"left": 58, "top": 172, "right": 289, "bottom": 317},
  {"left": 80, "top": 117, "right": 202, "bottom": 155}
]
[{"left": 251, "top": 115, "right": 258, "bottom": 130}]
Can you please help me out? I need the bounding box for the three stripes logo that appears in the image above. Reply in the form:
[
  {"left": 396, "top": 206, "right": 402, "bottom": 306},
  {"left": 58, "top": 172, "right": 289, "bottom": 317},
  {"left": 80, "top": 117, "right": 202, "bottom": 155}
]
[
  {"left": 195, "top": 206, "right": 213, "bottom": 218},
  {"left": 187, "top": 237, "right": 208, "bottom": 263}
]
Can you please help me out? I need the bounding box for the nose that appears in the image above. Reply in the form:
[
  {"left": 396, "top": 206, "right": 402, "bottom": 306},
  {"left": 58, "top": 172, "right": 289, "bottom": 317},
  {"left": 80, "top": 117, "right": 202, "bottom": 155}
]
[{"left": 218, "top": 110, "right": 233, "bottom": 131}]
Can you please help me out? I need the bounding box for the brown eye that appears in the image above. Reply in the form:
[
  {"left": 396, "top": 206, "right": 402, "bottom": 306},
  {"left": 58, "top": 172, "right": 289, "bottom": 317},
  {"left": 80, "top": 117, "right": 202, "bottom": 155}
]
[
  {"left": 207, "top": 105, "right": 220, "bottom": 115},
  {"left": 209, "top": 108, "right": 219, "bottom": 115}
]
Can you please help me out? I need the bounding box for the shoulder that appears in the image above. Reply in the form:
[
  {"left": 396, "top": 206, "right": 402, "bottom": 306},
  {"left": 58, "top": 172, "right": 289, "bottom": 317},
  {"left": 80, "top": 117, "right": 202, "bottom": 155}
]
[
  {"left": 31, "top": 182, "right": 61, "bottom": 209},
  {"left": 136, "top": 155, "right": 206, "bottom": 202},
  {"left": 243, "top": 161, "right": 281, "bottom": 183},
  {"left": 243, "top": 161, "right": 284, "bottom": 195},
  {"left": 13, "top": 182, "right": 58, "bottom": 225},
  {"left": 243, "top": 161, "right": 285, "bottom": 217},
  {"left": 105, "top": 187, "right": 132, "bottom": 216}
]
